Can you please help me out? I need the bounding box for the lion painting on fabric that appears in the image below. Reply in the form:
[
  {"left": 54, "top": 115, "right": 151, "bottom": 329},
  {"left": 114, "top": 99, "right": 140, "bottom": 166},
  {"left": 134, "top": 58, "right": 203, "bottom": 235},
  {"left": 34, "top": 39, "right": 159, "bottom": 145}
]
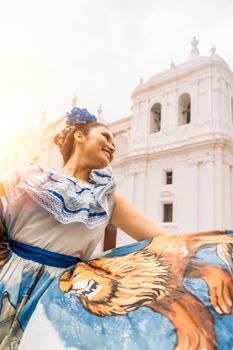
[
  {"left": 59, "top": 250, "right": 170, "bottom": 316},
  {"left": 59, "top": 231, "right": 233, "bottom": 350}
]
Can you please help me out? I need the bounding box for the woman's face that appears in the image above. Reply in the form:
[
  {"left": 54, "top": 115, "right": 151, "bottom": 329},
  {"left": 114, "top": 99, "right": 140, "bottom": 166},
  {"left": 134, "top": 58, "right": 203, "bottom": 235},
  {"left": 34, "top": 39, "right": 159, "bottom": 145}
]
[{"left": 78, "top": 126, "right": 115, "bottom": 169}]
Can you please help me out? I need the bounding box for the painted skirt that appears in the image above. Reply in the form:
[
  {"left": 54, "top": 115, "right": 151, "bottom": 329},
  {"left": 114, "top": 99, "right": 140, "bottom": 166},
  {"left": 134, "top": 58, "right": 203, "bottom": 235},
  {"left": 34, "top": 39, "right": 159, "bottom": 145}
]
[{"left": 1, "top": 230, "right": 233, "bottom": 350}]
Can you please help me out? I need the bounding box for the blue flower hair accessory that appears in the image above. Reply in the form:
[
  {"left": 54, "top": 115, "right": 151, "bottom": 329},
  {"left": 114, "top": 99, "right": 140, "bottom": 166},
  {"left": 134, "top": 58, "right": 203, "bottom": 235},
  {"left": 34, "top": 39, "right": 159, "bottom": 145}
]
[
  {"left": 66, "top": 107, "right": 97, "bottom": 125},
  {"left": 54, "top": 107, "right": 98, "bottom": 149}
]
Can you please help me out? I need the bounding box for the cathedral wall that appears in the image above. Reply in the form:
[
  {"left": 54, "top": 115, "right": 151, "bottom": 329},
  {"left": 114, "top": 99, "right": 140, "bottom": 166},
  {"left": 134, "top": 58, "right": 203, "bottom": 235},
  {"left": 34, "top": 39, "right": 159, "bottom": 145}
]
[{"left": 113, "top": 141, "right": 233, "bottom": 247}]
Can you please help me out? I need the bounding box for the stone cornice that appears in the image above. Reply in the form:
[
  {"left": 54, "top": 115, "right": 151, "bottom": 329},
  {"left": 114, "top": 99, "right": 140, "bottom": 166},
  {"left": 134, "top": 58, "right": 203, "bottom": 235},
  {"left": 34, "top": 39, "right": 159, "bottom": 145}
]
[
  {"left": 132, "top": 56, "right": 233, "bottom": 99},
  {"left": 112, "top": 132, "right": 233, "bottom": 169},
  {"left": 107, "top": 116, "right": 132, "bottom": 134}
]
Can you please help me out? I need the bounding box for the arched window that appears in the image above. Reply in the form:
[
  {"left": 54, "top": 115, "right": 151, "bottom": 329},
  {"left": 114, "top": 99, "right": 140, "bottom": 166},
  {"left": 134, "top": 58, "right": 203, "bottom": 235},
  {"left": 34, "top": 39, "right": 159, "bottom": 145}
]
[
  {"left": 178, "top": 93, "right": 191, "bottom": 126},
  {"left": 150, "top": 103, "right": 161, "bottom": 133}
]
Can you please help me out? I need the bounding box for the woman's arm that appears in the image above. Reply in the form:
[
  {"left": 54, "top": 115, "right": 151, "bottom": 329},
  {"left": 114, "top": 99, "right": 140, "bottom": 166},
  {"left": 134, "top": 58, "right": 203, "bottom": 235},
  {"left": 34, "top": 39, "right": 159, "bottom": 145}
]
[{"left": 110, "top": 191, "right": 165, "bottom": 241}]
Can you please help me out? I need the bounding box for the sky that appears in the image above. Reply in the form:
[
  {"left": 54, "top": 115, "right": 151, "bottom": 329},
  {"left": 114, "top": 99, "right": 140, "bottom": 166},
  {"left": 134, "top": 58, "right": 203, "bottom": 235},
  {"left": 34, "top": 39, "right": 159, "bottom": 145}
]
[{"left": 0, "top": 0, "right": 233, "bottom": 143}]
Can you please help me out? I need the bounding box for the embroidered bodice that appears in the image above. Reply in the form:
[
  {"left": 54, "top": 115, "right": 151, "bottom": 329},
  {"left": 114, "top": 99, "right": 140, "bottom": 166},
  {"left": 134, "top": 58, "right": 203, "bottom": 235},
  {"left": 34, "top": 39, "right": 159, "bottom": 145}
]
[{"left": 0, "top": 164, "right": 116, "bottom": 259}]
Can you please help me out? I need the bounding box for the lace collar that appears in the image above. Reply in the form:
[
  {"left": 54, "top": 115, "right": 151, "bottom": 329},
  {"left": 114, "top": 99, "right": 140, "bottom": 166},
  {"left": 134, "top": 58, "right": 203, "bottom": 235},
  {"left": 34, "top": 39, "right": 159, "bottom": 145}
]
[{"left": 15, "top": 165, "right": 116, "bottom": 228}]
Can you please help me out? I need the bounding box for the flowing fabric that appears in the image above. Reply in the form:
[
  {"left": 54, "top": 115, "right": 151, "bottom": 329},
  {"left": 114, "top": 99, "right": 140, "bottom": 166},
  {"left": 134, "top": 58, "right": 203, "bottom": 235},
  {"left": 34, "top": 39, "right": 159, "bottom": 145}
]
[
  {"left": 1, "top": 165, "right": 233, "bottom": 350},
  {"left": 0, "top": 164, "right": 116, "bottom": 348},
  {"left": 17, "top": 231, "right": 233, "bottom": 350}
]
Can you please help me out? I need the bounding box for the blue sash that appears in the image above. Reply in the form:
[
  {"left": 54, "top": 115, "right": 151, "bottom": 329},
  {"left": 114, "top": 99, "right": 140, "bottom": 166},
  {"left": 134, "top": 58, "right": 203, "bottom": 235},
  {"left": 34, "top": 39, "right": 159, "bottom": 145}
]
[{"left": 9, "top": 239, "right": 81, "bottom": 268}]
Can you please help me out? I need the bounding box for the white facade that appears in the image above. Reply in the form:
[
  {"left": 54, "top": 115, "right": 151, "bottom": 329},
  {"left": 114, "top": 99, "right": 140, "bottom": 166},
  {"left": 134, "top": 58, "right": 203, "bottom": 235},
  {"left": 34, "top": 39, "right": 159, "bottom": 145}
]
[
  {"left": 1, "top": 38, "right": 233, "bottom": 249},
  {"left": 110, "top": 38, "right": 233, "bottom": 245}
]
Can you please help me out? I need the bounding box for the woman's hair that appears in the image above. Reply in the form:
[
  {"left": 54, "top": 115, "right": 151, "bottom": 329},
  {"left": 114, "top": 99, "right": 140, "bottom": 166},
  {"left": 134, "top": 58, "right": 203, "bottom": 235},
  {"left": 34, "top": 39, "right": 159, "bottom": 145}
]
[{"left": 54, "top": 122, "right": 107, "bottom": 164}]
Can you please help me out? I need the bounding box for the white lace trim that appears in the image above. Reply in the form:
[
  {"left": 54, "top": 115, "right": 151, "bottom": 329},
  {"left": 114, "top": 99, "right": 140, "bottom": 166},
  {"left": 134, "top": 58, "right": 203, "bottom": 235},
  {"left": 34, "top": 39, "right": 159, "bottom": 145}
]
[{"left": 0, "top": 164, "right": 116, "bottom": 228}]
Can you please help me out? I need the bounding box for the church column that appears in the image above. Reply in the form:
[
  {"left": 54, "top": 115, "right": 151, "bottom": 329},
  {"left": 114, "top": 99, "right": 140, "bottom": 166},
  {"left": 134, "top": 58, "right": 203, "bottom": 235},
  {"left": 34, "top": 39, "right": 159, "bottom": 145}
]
[
  {"left": 212, "top": 75, "right": 221, "bottom": 131},
  {"left": 130, "top": 99, "right": 147, "bottom": 151},
  {"left": 187, "top": 162, "right": 198, "bottom": 231},
  {"left": 160, "top": 93, "right": 167, "bottom": 134},
  {"left": 223, "top": 161, "right": 231, "bottom": 228},
  {"left": 133, "top": 170, "right": 146, "bottom": 213},
  {"left": 190, "top": 82, "right": 198, "bottom": 123},
  {"left": 206, "top": 77, "right": 212, "bottom": 125},
  {"left": 214, "top": 154, "right": 223, "bottom": 228},
  {"left": 196, "top": 159, "right": 215, "bottom": 230},
  {"left": 122, "top": 171, "right": 134, "bottom": 203},
  {"left": 219, "top": 78, "right": 225, "bottom": 130}
]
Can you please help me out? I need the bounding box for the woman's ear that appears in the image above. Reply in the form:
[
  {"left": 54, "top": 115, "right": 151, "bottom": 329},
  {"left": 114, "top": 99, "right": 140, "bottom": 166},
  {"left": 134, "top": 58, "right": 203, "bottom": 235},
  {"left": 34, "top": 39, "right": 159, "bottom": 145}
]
[{"left": 74, "top": 131, "right": 86, "bottom": 143}]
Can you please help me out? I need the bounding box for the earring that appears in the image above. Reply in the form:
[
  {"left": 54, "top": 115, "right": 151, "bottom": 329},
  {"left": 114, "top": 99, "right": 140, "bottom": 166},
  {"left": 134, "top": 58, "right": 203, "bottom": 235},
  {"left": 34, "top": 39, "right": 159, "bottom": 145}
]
[{"left": 74, "top": 131, "right": 83, "bottom": 143}]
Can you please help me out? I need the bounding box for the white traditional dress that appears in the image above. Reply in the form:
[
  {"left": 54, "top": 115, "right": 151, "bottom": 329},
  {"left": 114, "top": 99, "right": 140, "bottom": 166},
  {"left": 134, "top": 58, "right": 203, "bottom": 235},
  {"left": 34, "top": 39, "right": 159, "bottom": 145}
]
[
  {"left": 0, "top": 164, "right": 233, "bottom": 350},
  {"left": 0, "top": 164, "right": 115, "bottom": 349}
]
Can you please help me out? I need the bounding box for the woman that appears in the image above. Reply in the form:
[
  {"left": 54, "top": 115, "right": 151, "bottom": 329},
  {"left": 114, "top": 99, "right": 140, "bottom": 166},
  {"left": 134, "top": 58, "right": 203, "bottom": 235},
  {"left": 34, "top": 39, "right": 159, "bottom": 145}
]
[{"left": 0, "top": 107, "right": 233, "bottom": 350}]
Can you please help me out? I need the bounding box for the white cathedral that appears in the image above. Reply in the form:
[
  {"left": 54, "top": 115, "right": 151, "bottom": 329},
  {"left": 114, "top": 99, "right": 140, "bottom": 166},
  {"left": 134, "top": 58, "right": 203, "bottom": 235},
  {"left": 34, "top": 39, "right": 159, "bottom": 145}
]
[{"left": 1, "top": 38, "right": 233, "bottom": 251}]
